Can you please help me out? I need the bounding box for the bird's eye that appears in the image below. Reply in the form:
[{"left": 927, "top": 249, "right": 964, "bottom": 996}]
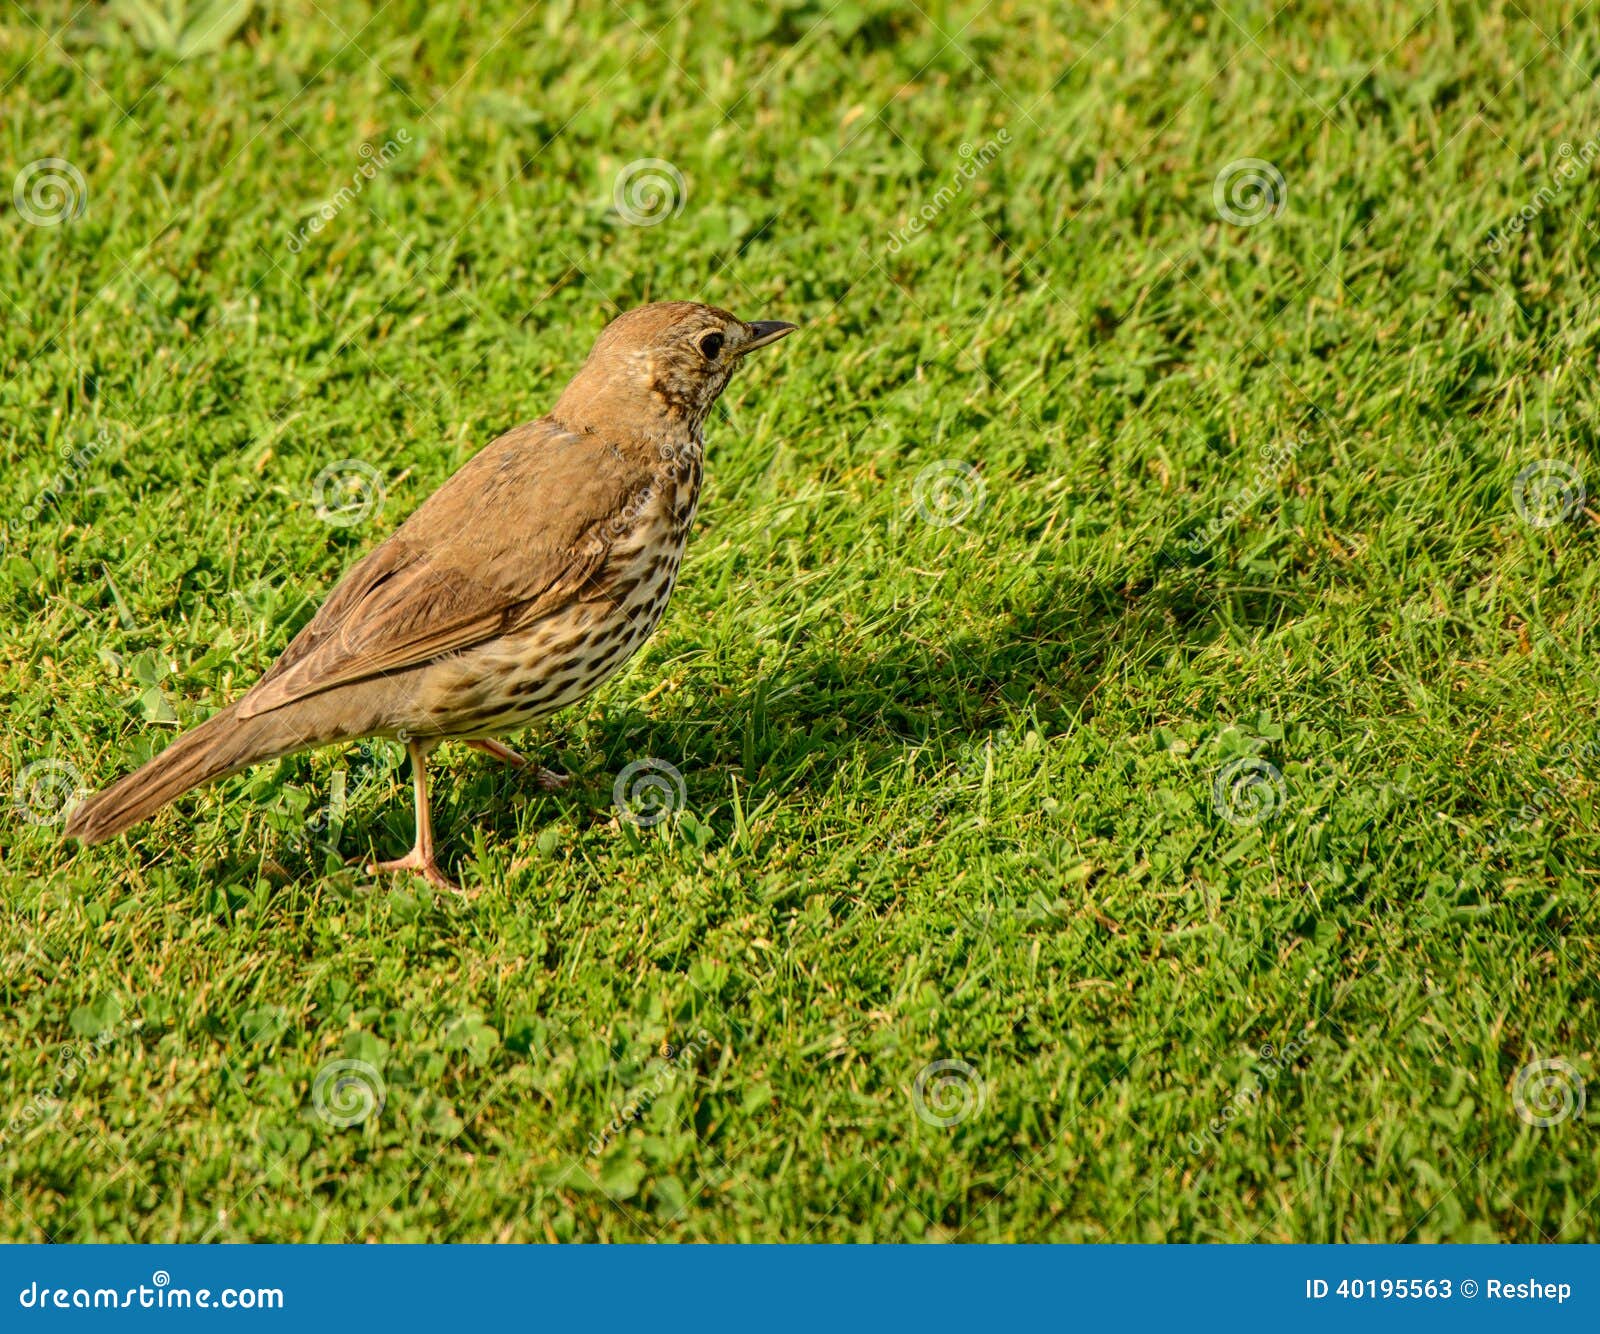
[{"left": 697, "top": 331, "right": 724, "bottom": 360}]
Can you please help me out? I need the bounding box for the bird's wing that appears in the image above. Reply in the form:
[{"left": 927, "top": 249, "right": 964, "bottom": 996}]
[{"left": 238, "top": 418, "right": 640, "bottom": 720}]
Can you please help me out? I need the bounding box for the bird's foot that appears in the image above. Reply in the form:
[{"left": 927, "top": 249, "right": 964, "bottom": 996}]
[
  {"left": 468, "top": 738, "right": 569, "bottom": 790},
  {"left": 367, "top": 849, "right": 462, "bottom": 895}
]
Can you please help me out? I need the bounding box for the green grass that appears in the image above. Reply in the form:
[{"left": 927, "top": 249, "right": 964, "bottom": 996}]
[{"left": 3, "top": 0, "right": 1599, "bottom": 1242}]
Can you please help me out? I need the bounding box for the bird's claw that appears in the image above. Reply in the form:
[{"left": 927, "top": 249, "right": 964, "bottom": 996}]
[{"left": 367, "top": 851, "right": 463, "bottom": 895}]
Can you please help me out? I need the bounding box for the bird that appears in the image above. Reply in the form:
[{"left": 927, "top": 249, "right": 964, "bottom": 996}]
[{"left": 65, "top": 301, "right": 798, "bottom": 891}]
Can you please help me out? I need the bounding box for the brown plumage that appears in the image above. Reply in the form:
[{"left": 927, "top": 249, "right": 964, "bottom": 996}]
[{"left": 65, "top": 301, "right": 798, "bottom": 890}]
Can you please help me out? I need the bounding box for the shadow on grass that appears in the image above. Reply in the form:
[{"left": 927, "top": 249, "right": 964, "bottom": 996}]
[
  {"left": 132, "top": 549, "right": 1281, "bottom": 893},
  {"left": 589, "top": 554, "right": 1274, "bottom": 775}
]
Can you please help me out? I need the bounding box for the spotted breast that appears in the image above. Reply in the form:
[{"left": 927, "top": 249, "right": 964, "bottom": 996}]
[{"left": 418, "top": 437, "right": 705, "bottom": 739}]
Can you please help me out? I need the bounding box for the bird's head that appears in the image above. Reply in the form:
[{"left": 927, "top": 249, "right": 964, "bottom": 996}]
[{"left": 554, "top": 301, "right": 797, "bottom": 439}]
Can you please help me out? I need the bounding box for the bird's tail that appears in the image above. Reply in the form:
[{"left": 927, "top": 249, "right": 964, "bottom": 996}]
[{"left": 64, "top": 704, "right": 310, "bottom": 846}]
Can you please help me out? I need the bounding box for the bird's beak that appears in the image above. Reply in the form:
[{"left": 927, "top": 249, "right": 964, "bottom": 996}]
[{"left": 742, "top": 320, "right": 799, "bottom": 353}]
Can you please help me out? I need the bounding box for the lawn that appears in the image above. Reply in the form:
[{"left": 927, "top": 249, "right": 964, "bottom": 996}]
[{"left": 2, "top": 0, "right": 1598, "bottom": 1242}]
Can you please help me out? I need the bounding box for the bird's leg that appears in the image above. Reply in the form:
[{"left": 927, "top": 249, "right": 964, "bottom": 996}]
[
  {"left": 467, "top": 737, "right": 569, "bottom": 791},
  {"left": 369, "top": 737, "right": 461, "bottom": 893}
]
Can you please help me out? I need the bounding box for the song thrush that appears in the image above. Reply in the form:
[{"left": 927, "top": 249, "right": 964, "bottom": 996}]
[{"left": 65, "top": 301, "right": 798, "bottom": 890}]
